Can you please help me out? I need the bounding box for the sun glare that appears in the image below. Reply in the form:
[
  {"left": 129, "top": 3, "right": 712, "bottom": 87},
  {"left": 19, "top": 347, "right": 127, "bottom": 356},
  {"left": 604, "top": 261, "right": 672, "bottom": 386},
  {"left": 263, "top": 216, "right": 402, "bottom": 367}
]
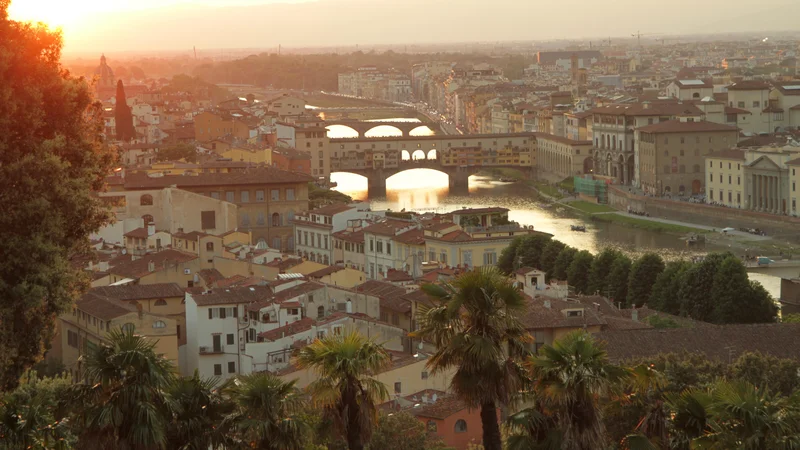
[{"left": 8, "top": 0, "right": 127, "bottom": 27}]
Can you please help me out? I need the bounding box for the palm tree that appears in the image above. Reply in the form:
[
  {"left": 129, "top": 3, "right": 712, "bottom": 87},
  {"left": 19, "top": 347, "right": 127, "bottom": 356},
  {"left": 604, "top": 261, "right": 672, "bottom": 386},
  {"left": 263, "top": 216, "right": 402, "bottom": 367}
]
[
  {"left": 68, "top": 327, "right": 175, "bottom": 450},
  {"left": 523, "top": 331, "right": 628, "bottom": 450},
  {"left": 295, "top": 331, "right": 390, "bottom": 450},
  {"left": 693, "top": 381, "right": 800, "bottom": 449},
  {"left": 224, "top": 373, "right": 306, "bottom": 450},
  {"left": 165, "top": 371, "right": 236, "bottom": 450},
  {"left": 412, "top": 266, "right": 531, "bottom": 450}
]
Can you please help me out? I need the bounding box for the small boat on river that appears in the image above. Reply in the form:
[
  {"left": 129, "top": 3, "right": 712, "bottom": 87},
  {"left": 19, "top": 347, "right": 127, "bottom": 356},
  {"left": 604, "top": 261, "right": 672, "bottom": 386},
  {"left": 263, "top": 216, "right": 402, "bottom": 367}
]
[{"left": 570, "top": 225, "right": 587, "bottom": 232}]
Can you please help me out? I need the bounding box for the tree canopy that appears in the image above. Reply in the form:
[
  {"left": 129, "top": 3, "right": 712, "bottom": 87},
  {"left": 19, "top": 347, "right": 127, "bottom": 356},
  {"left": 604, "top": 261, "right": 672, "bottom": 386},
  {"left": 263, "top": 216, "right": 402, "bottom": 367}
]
[{"left": 0, "top": 4, "right": 115, "bottom": 390}]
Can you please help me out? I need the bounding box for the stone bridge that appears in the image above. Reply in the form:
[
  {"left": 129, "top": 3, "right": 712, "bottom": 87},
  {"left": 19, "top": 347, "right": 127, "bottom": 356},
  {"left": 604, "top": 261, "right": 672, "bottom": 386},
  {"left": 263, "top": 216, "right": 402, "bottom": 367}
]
[
  {"left": 323, "top": 119, "right": 442, "bottom": 138},
  {"left": 332, "top": 157, "right": 531, "bottom": 197}
]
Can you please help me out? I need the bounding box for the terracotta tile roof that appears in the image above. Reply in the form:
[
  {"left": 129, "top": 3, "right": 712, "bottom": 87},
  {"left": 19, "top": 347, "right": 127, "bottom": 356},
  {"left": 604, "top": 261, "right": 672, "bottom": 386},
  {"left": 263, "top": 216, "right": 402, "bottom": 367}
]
[
  {"left": 384, "top": 269, "right": 413, "bottom": 282},
  {"left": 590, "top": 102, "right": 704, "bottom": 117},
  {"left": 197, "top": 268, "right": 225, "bottom": 285},
  {"left": 775, "top": 82, "right": 800, "bottom": 96},
  {"left": 785, "top": 157, "right": 800, "bottom": 166},
  {"left": 306, "top": 202, "right": 356, "bottom": 216},
  {"left": 520, "top": 295, "right": 606, "bottom": 330},
  {"left": 190, "top": 286, "right": 273, "bottom": 306},
  {"left": 535, "top": 133, "right": 592, "bottom": 146},
  {"left": 762, "top": 105, "right": 784, "bottom": 113},
  {"left": 636, "top": 120, "right": 739, "bottom": 134},
  {"left": 265, "top": 257, "right": 303, "bottom": 271},
  {"left": 411, "top": 395, "right": 471, "bottom": 420},
  {"left": 726, "top": 80, "right": 771, "bottom": 91},
  {"left": 706, "top": 149, "right": 746, "bottom": 160},
  {"left": 332, "top": 228, "right": 365, "bottom": 243},
  {"left": 77, "top": 293, "right": 138, "bottom": 320},
  {"left": 597, "top": 324, "right": 800, "bottom": 362},
  {"left": 400, "top": 288, "right": 436, "bottom": 309},
  {"left": 258, "top": 317, "right": 315, "bottom": 341},
  {"left": 514, "top": 266, "right": 537, "bottom": 275},
  {"left": 109, "top": 249, "right": 198, "bottom": 279},
  {"left": 247, "top": 282, "right": 324, "bottom": 312},
  {"left": 450, "top": 207, "right": 509, "bottom": 215},
  {"left": 428, "top": 230, "right": 473, "bottom": 242},
  {"left": 108, "top": 253, "right": 133, "bottom": 267},
  {"left": 393, "top": 228, "right": 425, "bottom": 245},
  {"left": 122, "top": 167, "right": 313, "bottom": 190},
  {"left": 216, "top": 275, "right": 247, "bottom": 288},
  {"left": 602, "top": 316, "right": 653, "bottom": 331},
  {"left": 307, "top": 265, "right": 345, "bottom": 278},
  {"left": 673, "top": 79, "right": 713, "bottom": 89},
  {"left": 362, "top": 219, "right": 417, "bottom": 237},
  {"left": 89, "top": 283, "right": 185, "bottom": 301},
  {"left": 124, "top": 227, "right": 149, "bottom": 239},
  {"left": 724, "top": 106, "right": 752, "bottom": 115},
  {"left": 174, "top": 230, "right": 209, "bottom": 241},
  {"left": 355, "top": 280, "right": 411, "bottom": 314}
]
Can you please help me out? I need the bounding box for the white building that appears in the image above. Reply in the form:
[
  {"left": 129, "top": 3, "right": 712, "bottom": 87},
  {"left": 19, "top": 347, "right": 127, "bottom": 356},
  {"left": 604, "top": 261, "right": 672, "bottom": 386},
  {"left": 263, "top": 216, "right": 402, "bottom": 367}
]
[
  {"left": 362, "top": 218, "right": 419, "bottom": 279},
  {"left": 293, "top": 203, "right": 383, "bottom": 265}
]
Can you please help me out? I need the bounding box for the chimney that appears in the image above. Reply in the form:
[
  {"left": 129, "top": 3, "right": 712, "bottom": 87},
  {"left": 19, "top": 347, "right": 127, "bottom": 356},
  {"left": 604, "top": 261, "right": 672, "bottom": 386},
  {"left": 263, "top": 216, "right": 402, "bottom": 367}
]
[
  {"left": 135, "top": 302, "right": 143, "bottom": 319},
  {"left": 148, "top": 260, "right": 155, "bottom": 272},
  {"left": 544, "top": 300, "right": 551, "bottom": 309},
  {"left": 147, "top": 222, "right": 155, "bottom": 236},
  {"left": 631, "top": 309, "right": 639, "bottom": 322}
]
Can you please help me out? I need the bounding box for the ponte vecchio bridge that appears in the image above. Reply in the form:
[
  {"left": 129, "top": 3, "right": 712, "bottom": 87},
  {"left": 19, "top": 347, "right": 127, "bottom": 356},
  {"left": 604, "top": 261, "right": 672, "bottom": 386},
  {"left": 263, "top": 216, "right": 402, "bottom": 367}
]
[
  {"left": 327, "top": 133, "right": 537, "bottom": 196},
  {"left": 323, "top": 119, "right": 443, "bottom": 138}
]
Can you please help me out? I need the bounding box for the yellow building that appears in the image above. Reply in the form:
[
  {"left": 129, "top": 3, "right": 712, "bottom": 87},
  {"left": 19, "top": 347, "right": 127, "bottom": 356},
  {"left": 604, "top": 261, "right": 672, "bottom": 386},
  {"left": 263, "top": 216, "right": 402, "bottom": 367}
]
[
  {"left": 221, "top": 146, "right": 272, "bottom": 165},
  {"left": 52, "top": 290, "right": 179, "bottom": 381},
  {"left": 306, "top": 265, "right": 366, "bottom": 288},
  {"left": 705, "top": 149, "right": 746, "bottom": 208},
  {"left": 107, "top": 249, "right": 203, "bottom": 288},
  {"left": 278, "top": 350, "right": 455, "bottom": 399}
]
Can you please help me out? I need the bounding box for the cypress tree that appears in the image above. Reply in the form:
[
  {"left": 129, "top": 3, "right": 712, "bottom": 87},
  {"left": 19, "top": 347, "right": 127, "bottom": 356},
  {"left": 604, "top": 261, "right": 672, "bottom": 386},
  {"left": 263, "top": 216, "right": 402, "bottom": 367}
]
[
  {"left": 626, "top": 253, "right": 665, "bottom": 307},
  {"left": 115, "top": 80, "right": 135, "bottom": 141}
]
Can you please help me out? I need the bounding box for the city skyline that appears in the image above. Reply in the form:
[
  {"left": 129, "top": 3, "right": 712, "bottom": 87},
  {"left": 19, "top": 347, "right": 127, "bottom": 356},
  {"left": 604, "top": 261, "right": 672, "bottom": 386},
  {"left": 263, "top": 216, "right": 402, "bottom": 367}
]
[{"left": 8, "top": 0, "right": 800, "bottom": 53}]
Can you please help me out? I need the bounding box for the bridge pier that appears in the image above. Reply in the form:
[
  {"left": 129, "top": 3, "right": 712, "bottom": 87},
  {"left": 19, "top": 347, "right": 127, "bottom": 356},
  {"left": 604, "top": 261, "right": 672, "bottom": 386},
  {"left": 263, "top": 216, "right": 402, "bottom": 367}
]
[
  {"left": 367, "top": 170, "right": 387, "bottom": 198},
  {"left": 448, "top": 170, "right": 471, "bottom": 195}
]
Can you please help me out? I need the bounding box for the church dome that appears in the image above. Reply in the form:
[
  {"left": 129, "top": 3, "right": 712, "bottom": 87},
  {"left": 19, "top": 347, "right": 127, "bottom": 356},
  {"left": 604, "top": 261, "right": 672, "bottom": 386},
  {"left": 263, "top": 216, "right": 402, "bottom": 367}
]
[{"left": 94, "top": 54, "right": 115, "bottom": 88}]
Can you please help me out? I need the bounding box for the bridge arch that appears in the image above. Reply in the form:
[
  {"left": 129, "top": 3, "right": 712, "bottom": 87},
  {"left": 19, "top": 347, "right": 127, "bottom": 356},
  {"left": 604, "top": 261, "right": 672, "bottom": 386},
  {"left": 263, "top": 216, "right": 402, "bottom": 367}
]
[
  {"left": 325, "top": 124, "right": 359, "bottom": 139},
  {"left": 364, "top": 124, "right": 404, "bottom": 138},
  {"left": 426, "top": 149, "right": 438, "bottom": 160},
  {"left": 411, "top": 150, "right": 426, "bottom": 160},
  {"left": 409, "top": 125, "right": 435, "bottom": 136},
  {"left": 401, "top": 150, "right": 411, "bottom": 161}
]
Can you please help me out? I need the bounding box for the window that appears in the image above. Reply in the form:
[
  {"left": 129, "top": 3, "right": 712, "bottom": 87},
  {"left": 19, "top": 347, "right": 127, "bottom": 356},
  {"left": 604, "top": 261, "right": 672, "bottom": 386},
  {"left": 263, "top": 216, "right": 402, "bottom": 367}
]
[
  {"left": 392, "top": 314, "right": 399, "bottom": 326},
  {"left": 241, "top": 191, "right": 250, "bottom": 203},
  {"left": 271, "top": 213, "right": 281, "bottom": 227},
  {"left": 709, "top": 173, "right": 713, "bottom": 182},
  {"left": 225, "top": 191, "right": 234, "bottom": 203},
  {"left": 241, "top": 213, "right": 250, "bottom": 227},
  {"left": 256, "top": 190, "right": 265, "bottom": 202},
  {"left": 210, "top": 192, "right": 220, "bottom": 200},
  {"left": 154, "top": 299, "right": 167, "bottom": 306},
  {"left": 376, "top": 240, "right": 383, "bottom": 253},
  {"left": 738, "top": 177, "right": 741, "bottom": 185},
  {"left": 199, "top": 211, "right": 216, "bottom": 230},
  {"left": 370, "top": 239, "right": 374, "bottom": 252},
  {"left": 286, "top": 188, "right": 295, "bottom": 200},
  {"left": 394, "top": 382, "right": 402, "bottom": 394},
  {"left": 271, "top": 189, "right": 280, "bottom": 201},
  {"left": 738, "top": 101, "right": 745, "bottom": 108},
  {"left": 122, "top": 323, "right": 136, "bottom": 333},
  {"left": 206, "top": 242, "right": 214, "bottom": 251},
  {"left": 257, "top": 212, "right": 265, "bottom": 226},
  {"left": 152, "top": 320, "right": 166, "bottom": 329},
  {"left": 753, "top": 101, "right": 760, "bottom": 108},
  {"left": 454, "top": 420, "right": 468, "bottom": 433},
  {"left": 728, "top": 191, "right": 732, "bottom": 202},
  {"left": 213, "top": 364, "right": 222, "bottom": 376},
  {"left": 228, "top": 361, "right": 236, "bottom": 374},
  {"left": 421, "top": 371, "right": 429, "bottom": 380},
  {"left": 709, "top": 161, "right": 713, "bottom": 168},
  {"left": 67, "top": 330, "right": 78, "bottom": 348},
  {"left": 140, "top": 194, "right": 153, "bottom": 206},
  {"left": 427, "top": 420, "right": 437, "bottom": 432},
  {"left": 226, "top": 333, "right": 234, "bottom": 345}
]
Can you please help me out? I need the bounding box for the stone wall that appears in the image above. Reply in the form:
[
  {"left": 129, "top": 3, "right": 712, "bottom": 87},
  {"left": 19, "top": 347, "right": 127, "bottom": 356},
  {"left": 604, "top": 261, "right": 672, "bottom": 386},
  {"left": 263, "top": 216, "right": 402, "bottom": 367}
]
[{"left": 608, "top": 186, "right": 800, "bottom": 240}]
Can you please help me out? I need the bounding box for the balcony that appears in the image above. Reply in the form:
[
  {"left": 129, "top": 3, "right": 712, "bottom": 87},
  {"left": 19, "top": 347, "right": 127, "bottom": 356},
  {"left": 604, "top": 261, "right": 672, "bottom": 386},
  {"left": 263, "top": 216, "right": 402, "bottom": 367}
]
[{"left": 199, "top": 345, "right": 224, "bottom": 354}]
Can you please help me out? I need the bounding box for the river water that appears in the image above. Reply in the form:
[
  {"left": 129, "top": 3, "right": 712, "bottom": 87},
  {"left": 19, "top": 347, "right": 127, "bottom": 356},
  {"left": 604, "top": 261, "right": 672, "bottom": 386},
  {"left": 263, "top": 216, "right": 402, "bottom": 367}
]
[{"left": 326, "top": 119, "right": 783, "bottom": 299}]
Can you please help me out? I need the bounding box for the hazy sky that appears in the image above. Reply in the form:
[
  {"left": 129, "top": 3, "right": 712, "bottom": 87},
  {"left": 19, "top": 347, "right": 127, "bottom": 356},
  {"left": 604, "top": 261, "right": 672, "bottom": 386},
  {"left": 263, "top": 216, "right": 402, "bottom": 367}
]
[{"left": 8, "top": 0, "right": 800, "bottom": 54}]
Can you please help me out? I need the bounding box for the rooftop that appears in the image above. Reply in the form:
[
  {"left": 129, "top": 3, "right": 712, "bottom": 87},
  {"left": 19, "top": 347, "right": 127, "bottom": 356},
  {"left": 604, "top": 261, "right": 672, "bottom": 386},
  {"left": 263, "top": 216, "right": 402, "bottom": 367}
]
[
  {"left": 597, "top": 324, "right": 800, "bottom": 362},
  {"left": 410, "top": 395, "right": 471, "bottom": 420},
  {"left": 77, "top": 293, "right": 138, "bottom": 321},
  {"left": 122, "top": 167, "right": 313, "bottom": 190},
  {"left": 190, "top": 286, "right": 273, "bottom": 306},
  {"left": 636, "top": 120, "right": 739, "bottom": 134},
  {"left": 706, "top": 149, "right": 746, "bottom": 160},
  {"left": 726, "top": 80, "right": 772, "bottom": 91},
  {"left": 89, "top": 283, "right": 185, "bottom": 301},
  {"left": 109, "top": 249, "right": 198, "bottom": 279},
  {"left": 355, "top": 280, "right": 411, "bottom": 313},
  {"left": 520, "top": 295, "right": 607, "bottom": 330}
]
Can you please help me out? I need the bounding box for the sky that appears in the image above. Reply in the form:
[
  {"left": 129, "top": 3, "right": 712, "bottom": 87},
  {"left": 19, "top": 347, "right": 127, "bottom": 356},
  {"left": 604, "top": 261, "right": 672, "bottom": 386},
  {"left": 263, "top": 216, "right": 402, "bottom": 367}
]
[{"left": 8, "top": 0, "right": 800, "bottom": 54}]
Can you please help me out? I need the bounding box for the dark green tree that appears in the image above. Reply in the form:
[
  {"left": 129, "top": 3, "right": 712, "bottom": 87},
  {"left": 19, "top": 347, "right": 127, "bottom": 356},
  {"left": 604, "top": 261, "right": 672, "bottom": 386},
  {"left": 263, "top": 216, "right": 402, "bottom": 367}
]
[
  {"left": 114, "top": 80, "right": 135, "bottom": 141},
  {"left": 745, "top": 281, "right": 779, "bottom": 324},
  {"left": 0, "top": 5, "right": 115, "bottom": 390},
  {"left": 516, "top": 234, "right": 552, "bottom": 270},
  {"left": 676, "top": 253, "right": 727, "bottom": 321},
  {"left": 0, "top": 371, "right": 75, "bottom": 449},
  {"left": 552, "top": 247, "right": 577, "bottom": 281},
  {"left": 711, "top": 256, "right": 776, "bottom": 324},
  {"left": 567, "top": 250, "right": 594, "bottom": 294},
  {"left": 626, "top": 253, "right": 665, "bottom": 307},
  {"left": 497, "top": 236, "right": 525, "bottom": 274},
  {"left": 728, "top": 352, "right": 800, "bottom": 397},
  {"left": 606, "top": 255, "right": 632, "bottom": 304},
  {"left": 166, "top": 372, "right": 236, "bottom": 450},
  {"left": 587, "top": 248, "right": 624, "bottom": 294},
  {"left": 368, "top": 412, "right": 447, "bottom": 450},
  {"left": 648, "top": 261, "right": 691, "bottom": 314},
  {"left": 156, "top": 143, "right": 198, "bottom": 163},
  {"left": 539, "top": 239, "right": 567, "bottom": 279}
]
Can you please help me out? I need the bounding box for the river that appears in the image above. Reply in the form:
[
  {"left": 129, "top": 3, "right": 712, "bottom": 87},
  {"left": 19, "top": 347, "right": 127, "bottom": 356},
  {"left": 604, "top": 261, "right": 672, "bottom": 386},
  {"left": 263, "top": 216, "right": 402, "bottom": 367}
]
[{"left": 326, "top": 119, "right": 784, "bottom": 299}]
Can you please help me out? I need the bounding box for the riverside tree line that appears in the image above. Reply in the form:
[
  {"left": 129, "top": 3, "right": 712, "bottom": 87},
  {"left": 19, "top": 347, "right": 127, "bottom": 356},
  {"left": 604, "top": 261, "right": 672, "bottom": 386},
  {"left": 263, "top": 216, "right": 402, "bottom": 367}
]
[{"left": 498, "top": 233, "right": 778, "bottom": 324}]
